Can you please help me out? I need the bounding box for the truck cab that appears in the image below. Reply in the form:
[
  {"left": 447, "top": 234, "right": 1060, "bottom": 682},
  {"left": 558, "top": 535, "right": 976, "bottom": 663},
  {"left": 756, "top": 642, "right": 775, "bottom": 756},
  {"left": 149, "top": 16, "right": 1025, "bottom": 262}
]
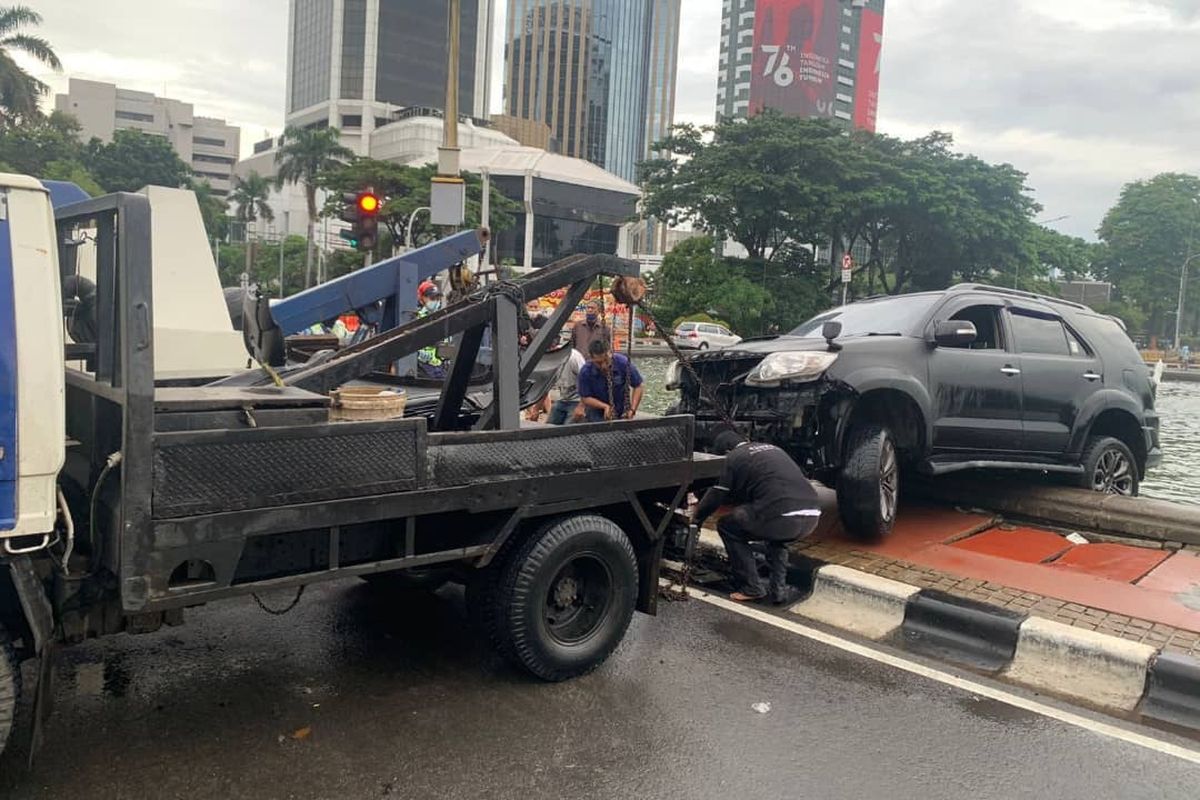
[{"left": 1, "top": 174, "right": 65, "bottom": 550}]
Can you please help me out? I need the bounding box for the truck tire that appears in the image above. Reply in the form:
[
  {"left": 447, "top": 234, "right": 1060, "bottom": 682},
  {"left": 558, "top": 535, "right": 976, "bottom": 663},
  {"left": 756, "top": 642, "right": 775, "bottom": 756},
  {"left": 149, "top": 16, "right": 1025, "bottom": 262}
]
[
  {"left": 838, "top": 423, "right": 899, "bottom": 540},
  {"left": 0, "top": 622, "right": 20, "bottom": 758},
  {"left": 1079, "top": 436, "right": 1139, "bottom": 497},
  {"left": 496, "top": 515, "right": 637, "bottom": 681}
]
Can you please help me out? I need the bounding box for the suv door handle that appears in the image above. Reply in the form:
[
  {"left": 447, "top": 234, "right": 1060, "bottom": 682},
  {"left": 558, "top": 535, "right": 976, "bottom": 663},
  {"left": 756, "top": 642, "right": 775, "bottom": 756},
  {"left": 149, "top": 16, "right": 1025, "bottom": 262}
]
[
  {"left": 1083, "top": 371, "right": 1102, "bottom": 381},
  {"left": 1000, "top": 366, "right": 1021, "bottom": 376}
]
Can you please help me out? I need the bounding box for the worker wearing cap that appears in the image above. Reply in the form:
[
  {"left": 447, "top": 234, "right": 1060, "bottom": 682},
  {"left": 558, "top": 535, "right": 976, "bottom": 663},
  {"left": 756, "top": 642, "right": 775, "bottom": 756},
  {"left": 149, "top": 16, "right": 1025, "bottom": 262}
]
[
  {"left": 692, "top": 429, "right": 821, "bottom": 604},
  {"left": 416, "top": 284, "right": 447, "bottom": 379}
]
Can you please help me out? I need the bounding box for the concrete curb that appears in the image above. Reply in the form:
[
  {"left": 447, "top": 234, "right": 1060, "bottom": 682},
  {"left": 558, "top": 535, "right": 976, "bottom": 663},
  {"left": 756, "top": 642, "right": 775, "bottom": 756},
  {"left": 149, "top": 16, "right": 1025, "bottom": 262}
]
[
  {"left": 1003, "top": 617, "right": 1156, "bottom": 712},
  {"left": 684, "top": 537, "right": 1200, "bottom": 729},
  {"left": 790, "top": 565, "right": 920, "bottom": 640}
]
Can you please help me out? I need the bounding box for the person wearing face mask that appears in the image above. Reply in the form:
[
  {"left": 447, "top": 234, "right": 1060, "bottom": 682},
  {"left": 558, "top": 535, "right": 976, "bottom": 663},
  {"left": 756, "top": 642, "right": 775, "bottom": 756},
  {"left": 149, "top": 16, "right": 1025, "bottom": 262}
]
[
  {"left": 571, "top": 300, "right": 610, "bottom": 356},
  {"left": 416, "top": 284, "right": 447, "bottom": 379}
]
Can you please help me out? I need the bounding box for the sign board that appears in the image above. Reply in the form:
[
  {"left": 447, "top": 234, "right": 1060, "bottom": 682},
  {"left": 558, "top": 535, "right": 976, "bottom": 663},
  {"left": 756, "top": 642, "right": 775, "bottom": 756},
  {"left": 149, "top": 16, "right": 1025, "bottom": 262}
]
[
  {"left": 750, "top": 0, "right": 839, "bottom": 119},
  {"left": 430, "top": 177, "right": 466, "bottom": 226},
  {"left": 841, "top": 254, "right": 852, "bottom": 283}
]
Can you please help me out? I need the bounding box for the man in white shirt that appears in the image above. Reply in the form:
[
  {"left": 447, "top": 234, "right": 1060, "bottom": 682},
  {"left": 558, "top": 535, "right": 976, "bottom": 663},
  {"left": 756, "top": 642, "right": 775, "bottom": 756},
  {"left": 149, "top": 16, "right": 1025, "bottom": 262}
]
[{"left": 548, "top": 348, "right": 586, "bottom": 425}]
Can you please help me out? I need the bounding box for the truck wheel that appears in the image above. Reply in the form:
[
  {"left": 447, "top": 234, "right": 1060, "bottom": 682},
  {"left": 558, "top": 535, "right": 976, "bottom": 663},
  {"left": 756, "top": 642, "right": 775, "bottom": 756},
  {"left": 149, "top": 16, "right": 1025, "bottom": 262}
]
[
  {"left": 497, "top": 515, "right": 637, "bottom": 681},
  {"left": 361, "top": 566, "right": 451, "bottom": 592},
  {"left": 838, "top": 424, "right": 899, "bottom": 540},
  {"left": 0, "top": 623, "right": 20, "bottom": 758},
  {"left": 1079, "top": 436, "right": 1139, "bottom": 497}
]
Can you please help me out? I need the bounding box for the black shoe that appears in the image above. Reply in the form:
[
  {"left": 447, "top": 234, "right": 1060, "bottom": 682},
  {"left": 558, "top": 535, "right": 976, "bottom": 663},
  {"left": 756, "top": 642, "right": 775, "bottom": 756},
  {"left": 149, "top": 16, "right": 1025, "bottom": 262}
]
[{"left": 770, "top": 587, "right": 801, "bottom": 606}]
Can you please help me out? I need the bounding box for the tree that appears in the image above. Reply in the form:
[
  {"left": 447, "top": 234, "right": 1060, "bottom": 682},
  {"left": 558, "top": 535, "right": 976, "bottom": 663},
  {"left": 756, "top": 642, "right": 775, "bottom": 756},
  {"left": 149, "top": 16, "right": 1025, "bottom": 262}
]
[
  {"left": 641, "top": 113, "right": 849, "bottom": 260},
  {"left": 0, "top": 5, "right": 61, "bottom": 126},
  {"left": 87, "top": 128, "right": 192, "bottom": 192},
  {"left": 230, "top": 172, "right": 274, "bottom": 278},
  {"left": 275, "top": 125, "right": 353, "bottom": 287},
  {"left": 648, "top": 236, "right": 769, "bottom": 336},
  {"left": 1097, "top": 173, "right": 1200, "bottom": 338},
  {"left": 0, "top": 110, "right": 100, "bottom": 192},
  {"left": 318, "top": 158, "right": 521, "bottom": 253}
]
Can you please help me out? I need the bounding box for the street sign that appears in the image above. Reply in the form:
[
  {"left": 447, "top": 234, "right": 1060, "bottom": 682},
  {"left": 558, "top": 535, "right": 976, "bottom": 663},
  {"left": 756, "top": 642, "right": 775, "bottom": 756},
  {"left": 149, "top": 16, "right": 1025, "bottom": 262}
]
[{"left": 841, "top": 254, "right": 853, "bottom": 284}]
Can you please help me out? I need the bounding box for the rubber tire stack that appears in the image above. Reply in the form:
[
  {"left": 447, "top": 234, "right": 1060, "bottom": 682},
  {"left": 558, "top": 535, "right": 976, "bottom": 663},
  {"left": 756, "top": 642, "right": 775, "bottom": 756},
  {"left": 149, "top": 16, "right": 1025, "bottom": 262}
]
[{"left": 472, "top": 515, "right": 638, "bottom": 681}]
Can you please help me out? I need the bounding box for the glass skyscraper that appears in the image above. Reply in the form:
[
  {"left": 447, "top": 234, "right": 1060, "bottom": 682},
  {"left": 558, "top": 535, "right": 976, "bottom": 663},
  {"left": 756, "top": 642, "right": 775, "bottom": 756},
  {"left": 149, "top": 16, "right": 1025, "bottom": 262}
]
[
  {"left": 503, "top": 0, "right": 680, "bottom": 184},
  {"left": 286, "top": 0, "right": 495, "bottom": 142}
]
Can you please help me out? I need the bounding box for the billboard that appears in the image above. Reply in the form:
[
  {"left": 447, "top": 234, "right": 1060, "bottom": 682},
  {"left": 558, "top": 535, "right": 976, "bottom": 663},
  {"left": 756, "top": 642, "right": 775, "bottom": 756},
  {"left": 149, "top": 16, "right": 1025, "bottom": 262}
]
[
  {"left": 853, "top": 8, "right": 885, "bottom": 132},
  {"left": 749, "top": 0, "right": 840, "bottom": 119}
]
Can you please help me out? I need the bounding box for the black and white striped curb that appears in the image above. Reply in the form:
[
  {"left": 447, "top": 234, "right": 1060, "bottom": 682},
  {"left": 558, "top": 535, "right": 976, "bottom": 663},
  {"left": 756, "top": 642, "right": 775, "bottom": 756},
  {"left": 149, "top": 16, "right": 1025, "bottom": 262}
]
[{"left": 680, "top": 532, "right": 1200, "bottom": 732}]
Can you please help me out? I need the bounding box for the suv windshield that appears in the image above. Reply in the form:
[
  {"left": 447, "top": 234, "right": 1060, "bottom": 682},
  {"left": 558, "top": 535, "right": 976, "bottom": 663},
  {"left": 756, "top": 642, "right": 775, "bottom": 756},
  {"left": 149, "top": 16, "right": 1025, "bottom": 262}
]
[{"left": 790, "top": 295, "right": 940, "bottom": 338}]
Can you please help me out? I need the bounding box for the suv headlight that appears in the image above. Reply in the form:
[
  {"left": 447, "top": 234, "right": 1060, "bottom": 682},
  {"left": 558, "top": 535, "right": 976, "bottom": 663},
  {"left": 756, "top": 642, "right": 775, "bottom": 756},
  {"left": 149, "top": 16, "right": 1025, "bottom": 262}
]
[
  {"left": 746, "top": 352, "right": 838, "bottom": 386},
  {"left": 665, "top": 359, "right": 682, "bottom": 390}
]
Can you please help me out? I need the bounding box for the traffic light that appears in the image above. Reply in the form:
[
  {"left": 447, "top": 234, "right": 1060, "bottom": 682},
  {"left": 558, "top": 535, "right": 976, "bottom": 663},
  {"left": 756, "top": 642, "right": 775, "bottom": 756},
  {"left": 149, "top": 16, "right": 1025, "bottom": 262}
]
[{"left": 339, "top": 188, "right": 380, "bottom": 251}]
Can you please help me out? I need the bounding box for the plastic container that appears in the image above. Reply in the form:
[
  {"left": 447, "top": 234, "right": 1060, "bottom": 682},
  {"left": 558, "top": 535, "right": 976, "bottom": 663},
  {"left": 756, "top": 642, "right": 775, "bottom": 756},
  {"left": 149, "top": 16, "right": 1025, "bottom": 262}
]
[{"left": 329, "top": 386, "right": 406, "bottom": 422}]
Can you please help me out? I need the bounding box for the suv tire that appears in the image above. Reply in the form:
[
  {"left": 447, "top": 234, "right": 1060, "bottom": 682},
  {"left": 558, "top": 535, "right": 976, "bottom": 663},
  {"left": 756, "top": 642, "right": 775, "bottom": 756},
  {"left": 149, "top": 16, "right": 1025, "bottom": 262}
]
[
  {"left": 0, "top": 622, "right": 20, "bottom": 759},
  {"left": 1079, "top": 436, "right": 1139, "bottom": 496},
  {"left": 496, "top": 515, "right": 637, "bottom": 681},
  {"left": 838, "top": 424, "right": 899, "bottom": 540}
]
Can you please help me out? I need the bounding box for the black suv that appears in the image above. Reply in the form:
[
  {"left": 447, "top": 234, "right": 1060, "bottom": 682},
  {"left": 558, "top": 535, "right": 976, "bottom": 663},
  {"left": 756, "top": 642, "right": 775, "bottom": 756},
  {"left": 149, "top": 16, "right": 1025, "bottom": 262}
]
[{"left": 670, "top": 284, "right": 1162, "bottom": 538}]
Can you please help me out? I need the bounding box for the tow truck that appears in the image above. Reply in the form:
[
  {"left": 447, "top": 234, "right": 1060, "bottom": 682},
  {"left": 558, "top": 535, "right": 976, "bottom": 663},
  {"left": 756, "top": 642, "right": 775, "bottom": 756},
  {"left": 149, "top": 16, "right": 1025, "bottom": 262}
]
[{"left": 0, "top": 174, "right": 717, "bottom": 758}]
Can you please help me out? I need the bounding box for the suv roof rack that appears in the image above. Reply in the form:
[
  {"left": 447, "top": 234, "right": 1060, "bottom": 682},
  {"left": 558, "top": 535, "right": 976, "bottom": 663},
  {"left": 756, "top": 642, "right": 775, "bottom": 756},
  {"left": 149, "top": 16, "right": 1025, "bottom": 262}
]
[{"left": 948, "top": 283, "right": 1091, "bottom": 313}]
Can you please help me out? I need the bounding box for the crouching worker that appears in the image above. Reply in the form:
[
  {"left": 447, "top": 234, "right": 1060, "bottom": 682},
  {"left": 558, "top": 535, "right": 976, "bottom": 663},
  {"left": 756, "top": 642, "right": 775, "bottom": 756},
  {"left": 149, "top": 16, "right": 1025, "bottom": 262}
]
[{"left": 692, "top": 428, "right": 821, "bottom": 604}]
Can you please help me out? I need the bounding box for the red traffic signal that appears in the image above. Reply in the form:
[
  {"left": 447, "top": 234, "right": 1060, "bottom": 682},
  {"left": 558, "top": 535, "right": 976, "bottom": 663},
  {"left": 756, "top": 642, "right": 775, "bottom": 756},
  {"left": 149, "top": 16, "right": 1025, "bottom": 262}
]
[{"left": 358, "top": 192, "right": 380, "bottom": 214}]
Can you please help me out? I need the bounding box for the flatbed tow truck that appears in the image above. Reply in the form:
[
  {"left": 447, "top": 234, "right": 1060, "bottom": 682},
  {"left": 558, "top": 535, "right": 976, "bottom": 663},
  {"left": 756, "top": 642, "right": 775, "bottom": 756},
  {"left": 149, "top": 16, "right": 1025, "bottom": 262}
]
[{"left": 0, "top": 175, "right": 720, "bottom": 758}]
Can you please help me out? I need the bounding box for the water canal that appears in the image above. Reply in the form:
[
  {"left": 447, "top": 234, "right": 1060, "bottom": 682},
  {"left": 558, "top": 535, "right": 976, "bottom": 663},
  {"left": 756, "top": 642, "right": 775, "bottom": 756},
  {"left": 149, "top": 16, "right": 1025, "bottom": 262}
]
[{"left": 634, "top": 355, "right": 1200, "bottom": 506}]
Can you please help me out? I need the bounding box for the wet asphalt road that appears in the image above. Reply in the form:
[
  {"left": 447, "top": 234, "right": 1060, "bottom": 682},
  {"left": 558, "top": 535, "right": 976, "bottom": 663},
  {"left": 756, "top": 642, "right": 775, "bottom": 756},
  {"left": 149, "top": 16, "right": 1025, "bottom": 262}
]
[{"left": 1, "top": 580, "right": 1196, "bottom": 800}]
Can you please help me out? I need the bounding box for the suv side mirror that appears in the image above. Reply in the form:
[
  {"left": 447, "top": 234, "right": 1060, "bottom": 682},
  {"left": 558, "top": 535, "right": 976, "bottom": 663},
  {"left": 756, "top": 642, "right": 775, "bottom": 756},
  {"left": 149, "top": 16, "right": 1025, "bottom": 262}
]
[
  {"left": 822, "top": 320, "right": 843, "bottom": 351},
  {"left": 933, "top": 320, "right": 977, "bottom": 348}
]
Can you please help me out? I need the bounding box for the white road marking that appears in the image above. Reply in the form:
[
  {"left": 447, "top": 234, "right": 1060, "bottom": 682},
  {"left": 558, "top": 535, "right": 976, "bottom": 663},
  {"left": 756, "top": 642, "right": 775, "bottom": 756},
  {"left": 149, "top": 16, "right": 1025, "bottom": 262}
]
[{"left": 683, "top": 585, "right": 1200, "bottom": 765}]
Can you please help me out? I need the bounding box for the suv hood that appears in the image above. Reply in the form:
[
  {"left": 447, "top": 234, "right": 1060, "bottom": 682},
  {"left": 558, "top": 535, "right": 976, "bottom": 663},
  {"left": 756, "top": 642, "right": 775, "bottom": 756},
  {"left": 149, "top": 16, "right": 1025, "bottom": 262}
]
[{"left": 691, "top": 336, "right": 830, "bottom": 358}]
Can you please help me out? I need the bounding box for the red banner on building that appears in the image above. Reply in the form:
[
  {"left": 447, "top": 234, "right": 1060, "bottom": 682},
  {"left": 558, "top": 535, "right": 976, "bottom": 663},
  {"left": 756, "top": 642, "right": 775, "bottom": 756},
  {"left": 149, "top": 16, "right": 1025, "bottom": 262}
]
[
  {"left": 853, "top": 8, "right": 884, "bottom": 132},
  {"left": 750, "top": 0, "right": 840, "bottom": 119}
]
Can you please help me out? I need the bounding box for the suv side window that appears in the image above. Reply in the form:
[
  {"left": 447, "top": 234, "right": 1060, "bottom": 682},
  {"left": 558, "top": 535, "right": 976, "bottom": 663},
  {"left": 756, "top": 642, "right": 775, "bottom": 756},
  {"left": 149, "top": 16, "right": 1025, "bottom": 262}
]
[
  {"left": 1010, "top": 309, "right": 1071, "bottom": 356},
  {"left": 700, "top": 324, "right": 720, "bottom": 334},
  {"left": 947, "top": 304, "right": 1005, "bottom": 350}
]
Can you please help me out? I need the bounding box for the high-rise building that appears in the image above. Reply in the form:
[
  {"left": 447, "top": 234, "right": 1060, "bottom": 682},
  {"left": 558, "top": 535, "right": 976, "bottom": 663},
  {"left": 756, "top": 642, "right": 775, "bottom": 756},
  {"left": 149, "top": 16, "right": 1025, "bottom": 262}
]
[
  {"left": 54, "top": 78, "right": 241, "bottom": 195},
  {"left": 716, "top": 0, "right": 885, "bottom": 131},
  {"left": 502, "top": 0, "right": 680, "bottom": 185},
  {"left": 286, "top": 0, "right": 495, "bottom": 152}
]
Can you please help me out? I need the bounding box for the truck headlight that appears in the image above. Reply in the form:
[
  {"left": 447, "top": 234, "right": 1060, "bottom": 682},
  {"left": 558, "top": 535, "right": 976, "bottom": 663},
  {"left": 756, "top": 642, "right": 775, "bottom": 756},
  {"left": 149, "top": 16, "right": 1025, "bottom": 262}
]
[
  {"left": 665, "top": 359, "right": 682, "bottom": 390},
  {"left": 746, "top": 352, "right": 838, "bottom": 386}
]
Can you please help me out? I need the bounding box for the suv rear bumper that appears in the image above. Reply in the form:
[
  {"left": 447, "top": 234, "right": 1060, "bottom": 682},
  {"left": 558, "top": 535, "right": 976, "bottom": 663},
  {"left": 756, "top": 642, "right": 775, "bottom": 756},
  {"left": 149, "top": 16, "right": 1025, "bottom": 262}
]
[{"left": 1143, "top": 412, "right": 1163, "bottom": 471}]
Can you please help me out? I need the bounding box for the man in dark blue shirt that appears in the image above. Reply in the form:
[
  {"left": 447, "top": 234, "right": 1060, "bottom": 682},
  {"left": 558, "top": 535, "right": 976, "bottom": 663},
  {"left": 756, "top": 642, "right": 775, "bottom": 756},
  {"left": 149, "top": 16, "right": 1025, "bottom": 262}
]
[{"left": 578, "top": 339, "right": 644, "bottom": 422}]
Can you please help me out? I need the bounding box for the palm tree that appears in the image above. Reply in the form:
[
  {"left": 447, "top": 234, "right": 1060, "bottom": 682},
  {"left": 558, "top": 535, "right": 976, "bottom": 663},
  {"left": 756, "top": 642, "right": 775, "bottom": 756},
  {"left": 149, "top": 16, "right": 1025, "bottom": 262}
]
[
  {"left": 0, "top": 6, "right": 62, "bottom": 125},
  {"left": 230, "top": 172, "right": 275, "bottom": 281},
  {"left": 275, "top": 125, "right": 353, "bottom": 287}
]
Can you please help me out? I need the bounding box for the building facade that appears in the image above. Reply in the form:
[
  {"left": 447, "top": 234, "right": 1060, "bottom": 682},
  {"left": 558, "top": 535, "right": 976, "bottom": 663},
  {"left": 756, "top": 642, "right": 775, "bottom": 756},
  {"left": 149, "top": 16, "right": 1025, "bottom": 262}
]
[
  {"left": 716, "top": 0, "right": 885, "bottom": 131},
  {"left": 54, "top": 78, "right": 241, "bottom": 195},
  {"left": 286, "top": 0, "right": 495, "bottom": 153},
  {"left": 502, "top": 0, "right": 680, "bottom": 185}
]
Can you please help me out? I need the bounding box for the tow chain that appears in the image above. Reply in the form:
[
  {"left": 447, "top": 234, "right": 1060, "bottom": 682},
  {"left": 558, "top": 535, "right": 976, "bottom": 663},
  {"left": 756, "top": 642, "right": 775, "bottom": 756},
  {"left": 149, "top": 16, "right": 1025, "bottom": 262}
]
[{"left": 252, "top": 586, "right": 306, "bottom": 616}]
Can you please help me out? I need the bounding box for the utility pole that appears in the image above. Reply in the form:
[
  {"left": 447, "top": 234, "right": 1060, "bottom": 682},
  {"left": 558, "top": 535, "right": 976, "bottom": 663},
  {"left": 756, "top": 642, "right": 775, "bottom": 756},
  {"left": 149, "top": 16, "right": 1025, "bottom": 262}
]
[
  {"left": 278, "top": 211, "right": 289, "bottom": 296},
  {"left": 431, "top": 0, "right": 466, "bottom": 227},
  {"left": 1174, "top": 253, "right": 1199, "bottom": 351}
]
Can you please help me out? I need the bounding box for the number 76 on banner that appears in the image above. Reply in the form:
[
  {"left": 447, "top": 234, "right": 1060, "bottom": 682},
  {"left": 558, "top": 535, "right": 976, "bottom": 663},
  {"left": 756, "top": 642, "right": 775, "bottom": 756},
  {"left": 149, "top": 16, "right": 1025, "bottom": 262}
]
[{"left": 759, "top": 45, "right": 795, "bottom": 88}]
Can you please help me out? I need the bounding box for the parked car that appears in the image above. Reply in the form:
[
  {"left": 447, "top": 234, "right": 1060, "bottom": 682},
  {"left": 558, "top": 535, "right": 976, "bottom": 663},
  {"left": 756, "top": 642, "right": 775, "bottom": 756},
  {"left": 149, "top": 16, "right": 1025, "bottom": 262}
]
[
  {"left": 673, "top": 321, "right": 742, "bottom": 350},
  {"left": 669, "top": 284, "right": 1162, "bottom": 539}
]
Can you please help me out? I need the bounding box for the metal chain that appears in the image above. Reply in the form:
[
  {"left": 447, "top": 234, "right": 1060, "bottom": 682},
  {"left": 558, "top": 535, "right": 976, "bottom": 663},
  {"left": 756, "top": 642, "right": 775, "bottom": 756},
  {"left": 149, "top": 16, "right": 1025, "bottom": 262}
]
[
  {"left": 637, "top": 298, "right": 737, "bottom": 429},
  {"left": 251, "top": 586, "right": 306, "bottom": 616}
]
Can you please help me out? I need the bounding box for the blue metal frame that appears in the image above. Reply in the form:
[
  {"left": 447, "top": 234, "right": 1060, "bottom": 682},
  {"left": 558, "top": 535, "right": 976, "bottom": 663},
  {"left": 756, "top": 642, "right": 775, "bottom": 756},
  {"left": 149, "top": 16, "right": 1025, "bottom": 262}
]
[
  {"left": 268, "top": 229, "right": 487, "bottom": 336},
  {"left": 0, "top": 212, "right": 18, "bottom": 529}
]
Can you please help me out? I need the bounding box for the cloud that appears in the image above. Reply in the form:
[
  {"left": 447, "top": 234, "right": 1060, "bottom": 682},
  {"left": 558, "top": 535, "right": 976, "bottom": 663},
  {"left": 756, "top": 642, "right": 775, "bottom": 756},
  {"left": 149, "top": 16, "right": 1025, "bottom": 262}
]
[{"left": 11, "top": 0, "right": 1198, "bottom": 239}]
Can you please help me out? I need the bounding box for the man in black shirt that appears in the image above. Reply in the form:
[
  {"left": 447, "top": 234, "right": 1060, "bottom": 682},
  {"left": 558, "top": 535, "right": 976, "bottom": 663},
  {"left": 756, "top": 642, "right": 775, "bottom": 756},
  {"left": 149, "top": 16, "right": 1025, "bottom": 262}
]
[{"left": 692, "top": 428, "right": 821, "bottom": 603}]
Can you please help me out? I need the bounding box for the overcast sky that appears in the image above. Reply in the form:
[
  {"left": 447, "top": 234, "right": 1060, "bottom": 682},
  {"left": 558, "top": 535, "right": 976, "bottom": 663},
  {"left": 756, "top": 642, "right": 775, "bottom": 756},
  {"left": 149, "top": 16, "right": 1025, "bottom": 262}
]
[{"left": 17, "top": 0, "right": 1200, "bottom": 240}]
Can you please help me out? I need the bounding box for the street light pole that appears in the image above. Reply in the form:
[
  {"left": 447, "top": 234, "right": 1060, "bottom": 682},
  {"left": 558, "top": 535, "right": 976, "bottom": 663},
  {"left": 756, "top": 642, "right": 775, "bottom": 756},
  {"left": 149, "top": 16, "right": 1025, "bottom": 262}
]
[
  {"left": 1173, "top": 252, "right": 1200, "bottom": 351},
  {"left": 405, "top": 206, "right": 432, "bottom": 250}
]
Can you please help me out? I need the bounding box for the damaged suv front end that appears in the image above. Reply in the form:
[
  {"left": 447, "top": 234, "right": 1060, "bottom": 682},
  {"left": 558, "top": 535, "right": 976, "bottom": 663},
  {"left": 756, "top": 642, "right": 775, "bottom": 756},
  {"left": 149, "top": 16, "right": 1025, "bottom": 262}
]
[{"left": 670, "top": 342, "right": 855, "bottom": 481}]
